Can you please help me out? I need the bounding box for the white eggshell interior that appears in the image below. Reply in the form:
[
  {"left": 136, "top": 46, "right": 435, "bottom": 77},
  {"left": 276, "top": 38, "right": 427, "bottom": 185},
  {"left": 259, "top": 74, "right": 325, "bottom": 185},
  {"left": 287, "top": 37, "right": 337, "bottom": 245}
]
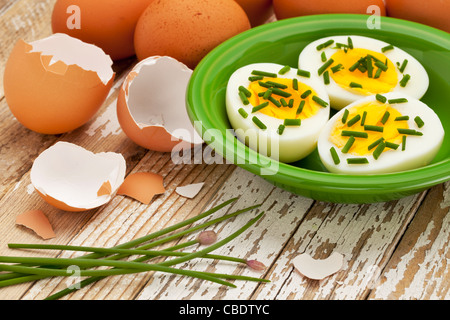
[
  {"left": 176, "top": 182, "right": 205, "bottom": 199},
  {"left": 293, "top": 252, "right": 344, "bottom": 280},
  {"left": 30, "top": 142, "right": 126, "bottom": 210},
  {"left": 29, "top": 33, "right": 114, "bottom": 85},
  {"left": 125, "top": 56, "right": 203, "bottom": 144}
]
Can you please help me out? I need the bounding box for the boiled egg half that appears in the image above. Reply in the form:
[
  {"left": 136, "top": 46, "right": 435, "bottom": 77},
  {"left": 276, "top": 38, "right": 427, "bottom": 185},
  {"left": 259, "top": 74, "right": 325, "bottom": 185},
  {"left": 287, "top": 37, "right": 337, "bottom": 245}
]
[
  {"left": 299, "top": 35, "right": 429, "bottom": 110},
  {"left": 226, "top": 63, "right": 330, "bottom": 163},
  {"left": 317, "top": 93, "right": 444, "bottom": 174}
]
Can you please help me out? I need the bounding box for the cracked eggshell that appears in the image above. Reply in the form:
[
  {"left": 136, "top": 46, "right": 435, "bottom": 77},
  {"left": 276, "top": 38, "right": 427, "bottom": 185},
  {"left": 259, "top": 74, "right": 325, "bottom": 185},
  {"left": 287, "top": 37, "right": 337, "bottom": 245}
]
[
  {"left": 117, "top": 56, "right": 203, "bottom": 152},
  {"left": 30, "top": 142, "right": 126, "bottom": 212},
  {"left": 3, "top": 33, "right": 115, "bottom": 135},
  {"left": 293, "top": 252, "right": 344, "bottom": 280}
]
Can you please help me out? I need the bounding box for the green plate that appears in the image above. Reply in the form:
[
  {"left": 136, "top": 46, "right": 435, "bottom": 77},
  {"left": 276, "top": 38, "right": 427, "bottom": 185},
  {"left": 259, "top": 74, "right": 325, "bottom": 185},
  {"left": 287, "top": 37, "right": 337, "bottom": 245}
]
[{"left": 186, "top": 14, "right": 450, "bottom": 204}]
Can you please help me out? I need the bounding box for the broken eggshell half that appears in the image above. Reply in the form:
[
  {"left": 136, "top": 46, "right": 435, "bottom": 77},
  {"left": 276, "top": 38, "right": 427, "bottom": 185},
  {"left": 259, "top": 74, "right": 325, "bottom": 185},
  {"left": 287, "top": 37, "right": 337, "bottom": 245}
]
[
  {"left": 30, "top": 142, "right": 126, "bottom": 212},
  {"left": 117, "top": 56, "right": 203, "bottom": 152},
  {"left": 3, "top": 33, "right": 115, "bottom": 135}
]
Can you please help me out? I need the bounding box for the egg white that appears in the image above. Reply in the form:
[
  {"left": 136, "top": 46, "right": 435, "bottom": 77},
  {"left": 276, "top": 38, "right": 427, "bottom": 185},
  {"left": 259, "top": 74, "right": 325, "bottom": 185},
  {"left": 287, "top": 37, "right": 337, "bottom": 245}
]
[
  {"left": 317, "top": 93, "right": 444, "bottom": 175},
  {"left": 299, "top": 35, "right": 429, "bottom": 110},
  {"left": 226, "top": 63, "right": 330, "bottom": 163}
]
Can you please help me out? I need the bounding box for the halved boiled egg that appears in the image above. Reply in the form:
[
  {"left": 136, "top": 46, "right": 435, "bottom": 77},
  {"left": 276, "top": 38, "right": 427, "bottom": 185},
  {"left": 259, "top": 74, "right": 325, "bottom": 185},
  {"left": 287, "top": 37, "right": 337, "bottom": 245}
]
[
  {"left": 299, "top": 35, "right": 429, "bottom": 110},
  {"left": 317, "top": 93, "right": 444, "bottom": 174},
  {"left": 226, "top": 63, "right": 330, "bottom": 163}
]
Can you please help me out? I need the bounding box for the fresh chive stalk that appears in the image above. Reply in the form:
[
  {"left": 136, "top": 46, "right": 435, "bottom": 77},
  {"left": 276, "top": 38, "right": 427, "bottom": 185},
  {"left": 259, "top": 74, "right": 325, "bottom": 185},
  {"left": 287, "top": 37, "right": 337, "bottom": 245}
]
[
  {"left": 239, "top": 91, "right": 249, "bottom": 105},
  {"left": 268, "top": 96, "right": 282, "bottom": 107},
  {"left": 399, "top": 59, "right": 408, "bottom": 73},
  {"left": 349, "top": 82, "right": 363, "bottom": 89},
  {"left": 271, "top": 87, "right": 292, "bottom": 98}
]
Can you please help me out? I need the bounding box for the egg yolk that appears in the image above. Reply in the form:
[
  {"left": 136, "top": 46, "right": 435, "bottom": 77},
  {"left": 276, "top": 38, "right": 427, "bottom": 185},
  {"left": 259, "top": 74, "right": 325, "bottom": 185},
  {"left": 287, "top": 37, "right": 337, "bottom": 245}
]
[
  {"left": 247, "top": 77, "right": 320, "bottom": 120},
  {"left": 329, "top": 48, "right": 398, "bottom": 95},
  {"left": 330, "top": 101, "right": 409, "bottom": 156}
]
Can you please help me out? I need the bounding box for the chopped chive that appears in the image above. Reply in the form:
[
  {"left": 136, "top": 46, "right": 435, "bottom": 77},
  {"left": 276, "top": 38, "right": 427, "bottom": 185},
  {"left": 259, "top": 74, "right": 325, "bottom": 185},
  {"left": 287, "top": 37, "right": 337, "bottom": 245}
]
[
  {"left": 251, "top": 101, "right": 269, "bottom": 113},
  {"left": 279, "top": 65, "right": 291, "bottom": 75},
  {"left": 316, "top": 39, "right": 334, "bottom": 50},
  {"left": 381, "top": 45, "right": 394, "bottom": 53},
  {"left": 238, "top": 86, "right": 252, "bottom": 98},
  {"left": 296, "top": 100, "right": 306, "bottom": 115},
  {"left": 414, "top": 116, "right": 425, "bottom": 128},
  {"left": 249, "top": 76, "right": 263, "bottom": 82},
  {"left": 347, "top": 158, "right": 369, "bottom": 164},
  {"left": 349, "top": 82, "right": 363, "bottom": 88},
  {"left": 258, "top": 92, "right": 264, "bottom": 97},
  {"left": 348, "top": 37, "right": 354, "bottom": 49},
  {"left": 375, "top": 60, "right": 388, "bottom": 71},
  {"left": 335, "top": 42, "right": 349, "bottom": 49},
  {"left": 374, "top": 67, "right": 383, "bottom": 79},
  {"left": 373, "top": 141, "right": 386, "bottom": 160},
  {"left": 280, "top": 98, "right": 288, "bottom": 107},
  {"left": 385, "top": 141, "right": 400, "bottom": 150},
  {"left": 292, "top": 78, "right": 298, "bottom": 90},
  {"left": 347, "top": 114, "right": 362, "bottom": 127},
  {"left": 399, "top": 59, "right": 408, "bottom": 73},
  {"left": 301, "top": 90, "right": 312, "bottom": 99},
  {"left": 269, "top": 96, "right": 282, "bottom": 107},
  {"left": 312, "top": 95, "right": 328, "bottom": 108},
  {"left": 238, "top": 108, "right": 248, "bottom": 119},
  {"left": 397, "top": 128, "right": 423, "bottom": 136},
  {"left": 349, "top": 60, "right": 360, "bottom": 72},
  {"left": 284, "top": 119, "right": 301, "bottom": 126},
  {"left": 376, "top": 94, "right": 387, "bottom": 103},
  {"left": 402, "top": 135, "right": 407, "bottom": 151},
  {"left": 277, "top": 124, "right": 286, "bottom": 135},
  {"left": 252, "top": 116, "right": 267, "bottom": 130},
  {"left": 239, "top": 91, "right": 249, "bottom": 105},
  {"left": 331, "top": 64, "right": 344, "bottom": 73},
  {"left": 388, "top": 98, "right": 408, "bottom": 104},
  {"left": 318, "top": 58, "right": 334, "bottom": 75},
  {"left": 263, "top": 89, "right": 273, "bottom": 100},
  {"left": 321, "top": 51, "right": 327, "bottom": 62},
  {"left": 399, "top": 74, "right": 411, "bottom": 87},
  {"left": 271, "top": 87, "right": 292, "bottom": 98},
  {"left": 330, "top": 147, "right": 340, "bottom": 165},
  {"left": 252, "top": 70, "right": 277, "bottom": 78},
  {"left": 364, "top": 124, "right": 384, "bottom": 132},
  {"left": 341, "top": 136, "right": 356, "bottom": 154},
  {"left": 361, "top": 111, "right": 367, "bottom": 126},
  {"left": 288, "top": 99, "right": 294, "bottom": 108},
  {"left": 265, "top": 81, "right": 288, "bottom": 89},
  {"left": 366, "top": 56, "right": 373, "bottom": 78},
  {"left": 323, "top": 71, "right": 330, "bottom": 85},
  {"left": 368, "top": 137, "right": 384, "bottom": 150},
  {"left": 395, "top": 115, "right": 409, "bottom": 121},
  {"left": 258, "top": 81, "right": 272, "bottom": 88},
  {"left": 342, "top": 109, "right": 350, "bottom": 124},
  {"left": 357, "top": 64, "right": 367, "bottom": 73},
  {"left": 381, "top": 111, "right": 390, "bottom": 124},
  {"left": 297, "top": 69, "right": 311, "bottom": 78},
  {"left": 341, "top": 131, "right": 369, "bottom": 138}
]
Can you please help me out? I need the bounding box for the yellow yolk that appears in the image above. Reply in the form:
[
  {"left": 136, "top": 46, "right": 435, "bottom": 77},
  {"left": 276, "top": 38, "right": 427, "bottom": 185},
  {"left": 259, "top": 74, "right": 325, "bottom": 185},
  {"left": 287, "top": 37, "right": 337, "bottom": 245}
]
[
  {"left": 247, "top": 77, "right": 320, "bottom": 120},
  {"left": 329, "top": 48, "right": 398, "bottom": 95},
  {"left": 330, "top": 101, "right": 409, "bottom": 156}
]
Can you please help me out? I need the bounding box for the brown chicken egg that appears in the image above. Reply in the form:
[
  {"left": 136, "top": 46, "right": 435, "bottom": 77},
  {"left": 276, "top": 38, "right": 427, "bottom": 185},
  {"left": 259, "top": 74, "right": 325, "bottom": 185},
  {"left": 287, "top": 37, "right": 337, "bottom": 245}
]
[
  {"left": 386, "top": 0, "right": 450, "bottom": 33},
  {"left": 134, "top": 0, "right": 251, "bottom": 69},
  {"left": 273, "top": 0, "right": 386, "bottom": 20},
  {"left": 234, "top": 0, "right": 274, "bottom": 26},
  {"left": 52, "top": 0, "right": 154, "bottom": 60},
  {"left": 3, "top": 33, "right": 115, "bottom": 135}
]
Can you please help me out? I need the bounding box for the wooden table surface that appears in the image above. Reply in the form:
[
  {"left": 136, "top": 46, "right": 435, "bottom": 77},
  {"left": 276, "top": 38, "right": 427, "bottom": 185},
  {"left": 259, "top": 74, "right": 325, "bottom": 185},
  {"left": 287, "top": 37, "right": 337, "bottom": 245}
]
[{"left": 0, "top": 0, "right": 449, "bottom": 301}]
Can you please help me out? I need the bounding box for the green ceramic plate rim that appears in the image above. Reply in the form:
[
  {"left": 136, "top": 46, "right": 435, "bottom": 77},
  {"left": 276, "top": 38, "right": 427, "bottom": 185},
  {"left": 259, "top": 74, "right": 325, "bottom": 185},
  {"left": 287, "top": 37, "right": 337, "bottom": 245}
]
[{"left": 187, "top": 14, "right": 450, "bottom": 196}]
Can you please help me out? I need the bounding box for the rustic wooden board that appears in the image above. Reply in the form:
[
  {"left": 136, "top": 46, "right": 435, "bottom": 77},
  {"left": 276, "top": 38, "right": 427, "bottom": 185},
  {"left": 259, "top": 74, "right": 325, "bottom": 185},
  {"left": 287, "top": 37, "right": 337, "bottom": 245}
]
[{"left": 0, "top": 0, "right": 448, "bottom": 301}]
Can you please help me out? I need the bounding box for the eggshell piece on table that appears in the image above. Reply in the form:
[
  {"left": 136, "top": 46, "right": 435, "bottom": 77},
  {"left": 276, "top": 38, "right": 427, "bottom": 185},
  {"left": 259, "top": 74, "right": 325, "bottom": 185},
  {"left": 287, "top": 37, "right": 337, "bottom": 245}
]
[
  {"left": 117, "top": 56, "right": 203, "bottom": 152},
  {"left": 16, "top": 210, "right": 56, "bottom": 240},
  {"left": 30, "top": 142, "right": 126, "bottom": 212},
  {"left": 176, "top": 182, "right": 205, "bottom": 199},
  {"left": 117, "top": 172, "right": 166, "bottom": 205},
  {"left": 3, "top": 33, "right": 115, "bottom": 135},
  {"left": 293, "top": 252, "right": 344, "bottom": 280},
  {"left": 52, "top": 0, "right": 154, "bottom": 60}
]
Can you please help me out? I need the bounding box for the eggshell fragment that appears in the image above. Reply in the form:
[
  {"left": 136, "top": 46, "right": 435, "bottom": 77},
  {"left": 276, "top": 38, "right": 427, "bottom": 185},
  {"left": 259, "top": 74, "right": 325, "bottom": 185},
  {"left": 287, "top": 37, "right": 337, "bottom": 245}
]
[
  {"left": 176, "top": 183, "right": 205, "bottom": 199},
  {"left": 293, "top": 252, "right": 344, "bottom": 280},
  {"left": 30, "top": 142, "right": 126, "bottom": 212},
  {"left": 117, "top": 172, "right": 166, "bottom": 204},
  {"left": 117, "top": 56, "right": 203, "bottom": 152},
  {"left": 3, "top": 33, "right": 115, "bottom": 134},
  {"left": 16, "top": 210, "right": 56, "bottom": 240}
]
